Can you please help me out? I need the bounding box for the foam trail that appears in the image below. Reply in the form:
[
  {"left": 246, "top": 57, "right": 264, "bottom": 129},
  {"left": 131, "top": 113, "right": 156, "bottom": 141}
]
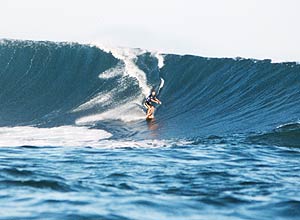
[
  {"left": 153, "top": 52, "right": 165, "bottom": 69},
  {"left": 76, "top": 100, "right": 145, "bottom": 124},
  {"left": 0, "top": 125, "right": 191, "bottom": 148},
  {"left": 73, "top": 91, "right": 113, "bottom": 112},
  {"left": 157, "top": 78, "right": 165, "bottom": 95},
  {"left": 75, "top": 45, "right": 151, "bottom": 124},
  {"left": 73, "top": 63, "right": 128, "bottom": 113},
  {"left": 96, "top": 45, "right": 151, "bottom": 97},
  {"left": 98, "top": 62, "right": 124, "bottom": 79},
  {"left": 0, "top": 126, "right": 112, "bottom": 147}
]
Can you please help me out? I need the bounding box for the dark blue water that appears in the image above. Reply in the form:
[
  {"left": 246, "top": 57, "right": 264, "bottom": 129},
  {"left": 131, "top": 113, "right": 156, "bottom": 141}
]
[{"left": 0, "top": 39, "right": 299, "bottom": 220}]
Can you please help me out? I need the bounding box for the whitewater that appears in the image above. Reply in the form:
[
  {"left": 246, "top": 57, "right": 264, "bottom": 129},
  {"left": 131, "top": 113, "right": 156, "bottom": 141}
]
[{"left": 0, "top": 39, "right": 299, "bottom": 220}]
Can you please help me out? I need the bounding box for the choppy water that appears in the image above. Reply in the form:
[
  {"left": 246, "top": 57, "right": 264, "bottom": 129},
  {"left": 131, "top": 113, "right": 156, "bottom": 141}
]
[
  {"left": 0, "top": 39, "right": 299, "bottom": 219},
  {"left": 1, "top": 138, "right": 300, "bottom": 220}
]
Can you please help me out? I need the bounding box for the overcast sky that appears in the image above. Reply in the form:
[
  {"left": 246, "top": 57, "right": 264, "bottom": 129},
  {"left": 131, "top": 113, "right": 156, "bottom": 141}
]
[{"left": 1, "top": 0, "right": 299, "bottom": 61}]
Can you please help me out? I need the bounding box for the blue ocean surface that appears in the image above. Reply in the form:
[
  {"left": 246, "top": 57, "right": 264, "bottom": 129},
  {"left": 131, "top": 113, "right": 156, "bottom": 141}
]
[{"left": 0, "top": 39, "right": 299, "bottom": 220}]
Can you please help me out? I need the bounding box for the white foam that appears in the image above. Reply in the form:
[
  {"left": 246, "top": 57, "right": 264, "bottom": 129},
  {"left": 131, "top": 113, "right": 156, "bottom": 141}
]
[
  {"left": 158, "top": 77, "right": 165, "bottom": 95},
  {"left": 95, "top": 44, "right": 151, "bottom": 97},
  {"left": 72, "top": 91, "right": 113, "bottom": 112},
  {"left": 76, "top": 100, "right": 145, "bottom": 124},
  {"left": 75, "top": 44, "right": 153, "bottom": 124},
  {"left": 0, "top": 125, "right": 192, "bottom": 149},
  {"left": 271, "top": 59, "right": 295, "bottom": 64},
  {"left": 152, "top": 52, "right": 165, "bottom": 69},
  {"left": 90, "top": 138, "right": 193, "bottom": 149},
  {"left": 0, "top": 126, "right": 112, "bottom": 147},
  {"left": 98, "top": 62, "right": 124, "bottom": 79},
  {"left": 75, "top": 45, "right": 167, "bottom": 125}
]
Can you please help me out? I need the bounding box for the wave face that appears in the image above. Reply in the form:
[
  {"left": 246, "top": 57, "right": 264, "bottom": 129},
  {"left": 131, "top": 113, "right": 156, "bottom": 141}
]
[
  {"left": 0, "top": 40, "right": 119, "bottom": 126},
  {"left": 157, "top": 55, "right": 300, "bottom": 138},
  {"left": 0, "top": 40, "right": 300, "bottom": 140}
]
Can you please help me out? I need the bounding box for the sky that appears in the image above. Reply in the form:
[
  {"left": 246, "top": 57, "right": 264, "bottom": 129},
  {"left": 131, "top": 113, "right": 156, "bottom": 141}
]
[{"left": 0, "top": 0, "right": 299, "bottom": 61}]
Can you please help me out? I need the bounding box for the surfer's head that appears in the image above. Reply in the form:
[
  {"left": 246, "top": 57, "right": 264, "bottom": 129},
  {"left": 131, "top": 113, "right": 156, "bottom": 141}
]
[{"left": 151, "top": 90, "right": 156, "bottom": 96}]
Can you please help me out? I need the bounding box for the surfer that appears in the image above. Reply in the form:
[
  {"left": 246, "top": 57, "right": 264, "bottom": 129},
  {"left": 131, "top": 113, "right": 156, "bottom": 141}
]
[{"left": 144, "top": 90, "right": 161, "bottom": 119}]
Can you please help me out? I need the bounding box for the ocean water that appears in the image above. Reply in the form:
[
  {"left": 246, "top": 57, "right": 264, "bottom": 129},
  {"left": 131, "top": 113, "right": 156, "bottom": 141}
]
[{"left": 0, "top": 39, "right": 299, "bottom": 220}]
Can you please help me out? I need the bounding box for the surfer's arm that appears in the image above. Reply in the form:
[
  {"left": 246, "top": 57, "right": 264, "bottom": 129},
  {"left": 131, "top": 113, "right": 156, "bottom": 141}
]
[{"left": 152, "top": 98, "right": 161, "bottom": 104}]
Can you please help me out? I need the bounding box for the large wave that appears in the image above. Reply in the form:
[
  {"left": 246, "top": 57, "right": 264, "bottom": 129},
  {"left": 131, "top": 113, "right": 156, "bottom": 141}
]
[
  {"left": 0, "top": 40, "right": 119, "bottom": 126},
  {"left": 157, "top": 55, "right": 300, "bottom": 138},
  {"left": 0, "top": 39, "right": 299, "bottom": 144}
]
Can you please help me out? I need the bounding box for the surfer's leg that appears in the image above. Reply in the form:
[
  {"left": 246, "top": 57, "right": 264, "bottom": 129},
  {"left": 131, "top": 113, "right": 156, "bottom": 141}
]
[
  {"left": 149, "top": 108, "right": 154, "bottom": 118},
  {"left": 146, "top": 108, "right": 152, "bottom": 117},
  {"left": 149, "top": 106, "right": 155, "bottom": 115},
  {"left": 147, "top": 106, "right": 154, "bottom": 117},
  {"left": 145, "top": 103, "right": 150, "bottom": 115}
]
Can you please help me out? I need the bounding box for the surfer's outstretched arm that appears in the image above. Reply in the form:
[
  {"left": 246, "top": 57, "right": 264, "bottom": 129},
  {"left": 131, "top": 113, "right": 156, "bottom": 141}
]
[
  {"left": 151, "top": 98, "right": 161, "bottom": 104},
  {"left": 156, "top": 98, "right": 162, "bottom": 104}
]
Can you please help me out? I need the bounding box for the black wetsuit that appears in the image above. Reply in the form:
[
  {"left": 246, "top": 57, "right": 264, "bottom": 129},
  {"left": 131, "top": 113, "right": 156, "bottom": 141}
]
[{"left": 145, "top": 94, "right": 156, "bottom": 107}]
